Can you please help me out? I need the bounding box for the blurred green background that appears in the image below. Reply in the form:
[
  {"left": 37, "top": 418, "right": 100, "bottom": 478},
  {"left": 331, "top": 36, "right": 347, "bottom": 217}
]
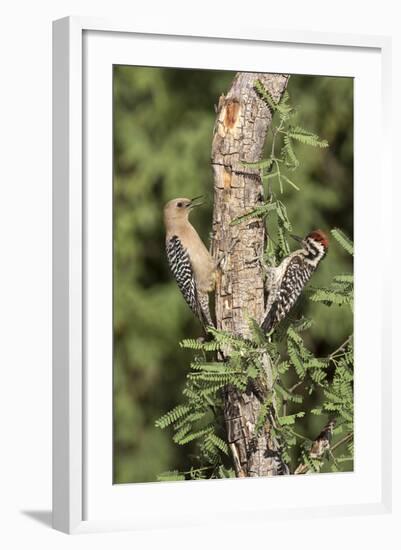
[{"left": 113, "top": 67, "right": 353, "bottom": 483}]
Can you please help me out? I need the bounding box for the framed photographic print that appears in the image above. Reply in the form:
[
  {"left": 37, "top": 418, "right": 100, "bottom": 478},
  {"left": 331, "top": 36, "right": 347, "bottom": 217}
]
[{"left": 52, "top": 17, "right": 392, "bottom": 534}]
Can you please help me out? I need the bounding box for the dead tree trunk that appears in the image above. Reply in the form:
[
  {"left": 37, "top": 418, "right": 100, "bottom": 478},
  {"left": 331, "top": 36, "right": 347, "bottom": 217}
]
[{"left": 211, "top": 72, "right": 289, "bottom": 477}]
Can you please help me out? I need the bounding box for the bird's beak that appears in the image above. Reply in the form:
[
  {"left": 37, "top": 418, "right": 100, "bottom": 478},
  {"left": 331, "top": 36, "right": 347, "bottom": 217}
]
[
  {"left": 290, "top": 233, "right": 303, "bottom": 243},
  {"left": 189, "top": 195, "right": 204, "bottom": 208}
]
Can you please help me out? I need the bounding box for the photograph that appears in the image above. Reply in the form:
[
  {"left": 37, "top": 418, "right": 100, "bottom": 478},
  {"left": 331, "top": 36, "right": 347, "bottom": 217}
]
[{"left": 112, "top": 66, "right": 354, "bottom": 484}]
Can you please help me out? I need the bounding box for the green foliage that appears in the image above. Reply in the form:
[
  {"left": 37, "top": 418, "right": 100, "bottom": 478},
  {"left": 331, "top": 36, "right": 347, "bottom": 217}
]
[
  {"left": 322, "top": 338, "right": 354, "bottom": 428},
  {"left": 113, "top": 67, "right": 353, "bottom": 482},
  {"left": 155, "top": 327, "right": 278, "bottom": 479},
  {"left": 230, "top": 202, "right": 277, "bottom": 226},
  {"left": 309, "top": 229, "right": 354, "bottom": 310},
  {"left": 253, "top": 79, "right": 328, "bottom": 196},
  {"left": 287, "top": 126, "right": 329, "bottom": 148},
  {"left": 255, "top": 398, "right": 273, "bottom": 435},
  {"left": 155, "top": 405, "right": 192, "bottom": 429},
  {"left": 278, "top": 412, "right": 306, "bottom": 426},
  {"left": 286, "top": 327, "right": 328, "bottom": 384},
  {"left": 331, "top": 228, "right": 354, "bottom": 256},
  {"left": 204, "top": 433, "right": 230, "bottom": 456}
]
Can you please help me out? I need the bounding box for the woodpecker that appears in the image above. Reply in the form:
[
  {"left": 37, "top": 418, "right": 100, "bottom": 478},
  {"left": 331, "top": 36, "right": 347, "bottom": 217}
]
[
  {"left": 261, "top": 230, "right": 329, "bottom": 333},
  {"left": 309, "top": 419, "right": 336, "bottom": 459},
  {"left": 164, "top": 197, "right": 215, "bottom": 328}
]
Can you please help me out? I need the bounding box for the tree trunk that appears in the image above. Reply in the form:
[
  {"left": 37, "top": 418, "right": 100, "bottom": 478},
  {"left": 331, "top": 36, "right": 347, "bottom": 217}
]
[{"left": 211, "top": 72, "right": 289, "bottom": 477}]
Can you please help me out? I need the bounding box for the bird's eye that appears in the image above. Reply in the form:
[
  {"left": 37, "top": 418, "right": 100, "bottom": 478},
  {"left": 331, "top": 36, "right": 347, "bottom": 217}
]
[{"left": 177, "top": 202, "right": 183, "bottom": 208}]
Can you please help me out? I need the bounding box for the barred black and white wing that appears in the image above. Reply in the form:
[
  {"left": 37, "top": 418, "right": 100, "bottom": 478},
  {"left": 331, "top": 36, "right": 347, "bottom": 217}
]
[
  {"left": 166, "top": 235, "right": 212, "bottom": 327},
  {"left": 262, "top": 256, "right": 313, "bottom": 333}
]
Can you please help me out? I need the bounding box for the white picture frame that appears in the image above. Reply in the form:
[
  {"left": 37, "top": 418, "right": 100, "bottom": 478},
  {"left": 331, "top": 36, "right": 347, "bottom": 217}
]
[{"left": 52, "top": 16, "right": 392, "bottom": 534}]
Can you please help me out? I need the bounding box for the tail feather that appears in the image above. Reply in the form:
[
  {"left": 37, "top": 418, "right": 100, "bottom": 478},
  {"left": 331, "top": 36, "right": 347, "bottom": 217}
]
[
  {"left": 197, "top": 291, "right": 214, "bottom": 329},
  {"left": 261, "top": 302, "right": 278, "bottom": 333}
]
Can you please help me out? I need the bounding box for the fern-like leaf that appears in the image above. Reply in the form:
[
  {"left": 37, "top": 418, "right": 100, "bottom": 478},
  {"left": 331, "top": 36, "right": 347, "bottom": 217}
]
[
  {"left": 230, "top": 202, "right": 276, "bottom": 226},
  {"left": 255, "top": 394, "right": 274, "bottom": 435},
  {"left": 204, "top": 433, "right": 230, "bottom": 456},
  {"left": 331, "top": 228, "right": 354, "bottom": 256},
  {"left": 282, "top": 134, "right": 299, "bottom": 168},
  {"left": 177, "top": 426, "right": 214, "bottom": 446},
  {"left": 180, "top": 338, "right": 220, "bottom": 351},
  {"left": 281, "top": 174, "right": 300, "bottom": 191},
  {"left": 279, "top": 411, "right": 305, "bottom": 426},
  {"left": 288, "top": 126, "right": 329, "bottom": 148},
  {"left": 275, "top": 200, "right": 293, "bottom": 231},
  {"left": 155, "top": 404, "right": 191, "bottom": 429},
  {"left": 254, "top": 80, "right": 279, "bottom": 112},
  {"left": 240, "top": 158, "right": 274, "bottom": 170}
]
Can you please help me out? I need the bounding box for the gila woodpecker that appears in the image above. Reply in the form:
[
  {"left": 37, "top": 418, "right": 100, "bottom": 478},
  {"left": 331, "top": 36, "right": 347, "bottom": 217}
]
[{"left": 164, "top": 197, "right": 215, "bottom": 328}]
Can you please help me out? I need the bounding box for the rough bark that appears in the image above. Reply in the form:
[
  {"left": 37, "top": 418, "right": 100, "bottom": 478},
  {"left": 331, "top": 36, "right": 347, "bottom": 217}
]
[{"left": 211, "top": 72, "right": 289, "bottom": 477}]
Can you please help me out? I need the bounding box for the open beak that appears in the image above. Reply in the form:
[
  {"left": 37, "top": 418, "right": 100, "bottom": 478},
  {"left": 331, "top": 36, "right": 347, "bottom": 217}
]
[
  {"left": 290, "top": 233, "right": 303, "bottom": 243},
  {"left": 189, "top": 195, "right": 204, "bottom": 208}
]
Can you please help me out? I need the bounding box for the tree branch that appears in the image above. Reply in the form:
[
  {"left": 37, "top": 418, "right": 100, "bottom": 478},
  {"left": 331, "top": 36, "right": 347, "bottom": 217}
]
[{"left": 211, "top": 72, "right": 289, "bottom": 477}]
